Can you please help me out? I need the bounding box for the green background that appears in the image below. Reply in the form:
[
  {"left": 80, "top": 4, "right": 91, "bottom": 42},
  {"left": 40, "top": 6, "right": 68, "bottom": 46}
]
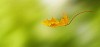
[{"left": 0, "top": 0, "right": 100, "bottom": 47}]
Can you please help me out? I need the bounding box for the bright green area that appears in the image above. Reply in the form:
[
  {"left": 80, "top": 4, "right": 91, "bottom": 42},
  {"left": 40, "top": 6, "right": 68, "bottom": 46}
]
[{"left": 0, "top": 0, "right": 100, "bottom": 47}]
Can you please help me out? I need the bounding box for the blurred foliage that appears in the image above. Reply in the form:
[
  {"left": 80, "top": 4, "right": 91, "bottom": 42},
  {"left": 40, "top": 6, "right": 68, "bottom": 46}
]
[{"left": 0, "top": 0, "right": 100, "bottom": 47}]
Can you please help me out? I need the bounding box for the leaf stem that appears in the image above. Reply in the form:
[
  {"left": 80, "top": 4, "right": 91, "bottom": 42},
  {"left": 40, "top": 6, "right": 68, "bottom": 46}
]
[{"left": 67, "top": 10, "right": 93, "bottom": 25}]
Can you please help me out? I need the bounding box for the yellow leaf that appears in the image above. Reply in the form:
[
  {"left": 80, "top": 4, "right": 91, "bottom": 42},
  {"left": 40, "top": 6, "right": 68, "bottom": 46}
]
[
  {"left": 43, "top": 12, "right": 69, "bottom": 27},
  {"left": 43, "top": 17, "right": 59, "bottom": 27},
  {"left": 59, "top": 12, "right": 69, "bottom": 26}
]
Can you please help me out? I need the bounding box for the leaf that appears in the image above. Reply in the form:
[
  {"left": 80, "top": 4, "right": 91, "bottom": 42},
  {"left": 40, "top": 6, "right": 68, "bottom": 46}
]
[
  {"left": 59, "top": 12, "right": 69, "bottom": 26},
  {"left": 43, "top": 12, "right": 69, "bottom": 27},
  {"left": 43, "top": 17, "right": 59, "bottom": 27}
]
